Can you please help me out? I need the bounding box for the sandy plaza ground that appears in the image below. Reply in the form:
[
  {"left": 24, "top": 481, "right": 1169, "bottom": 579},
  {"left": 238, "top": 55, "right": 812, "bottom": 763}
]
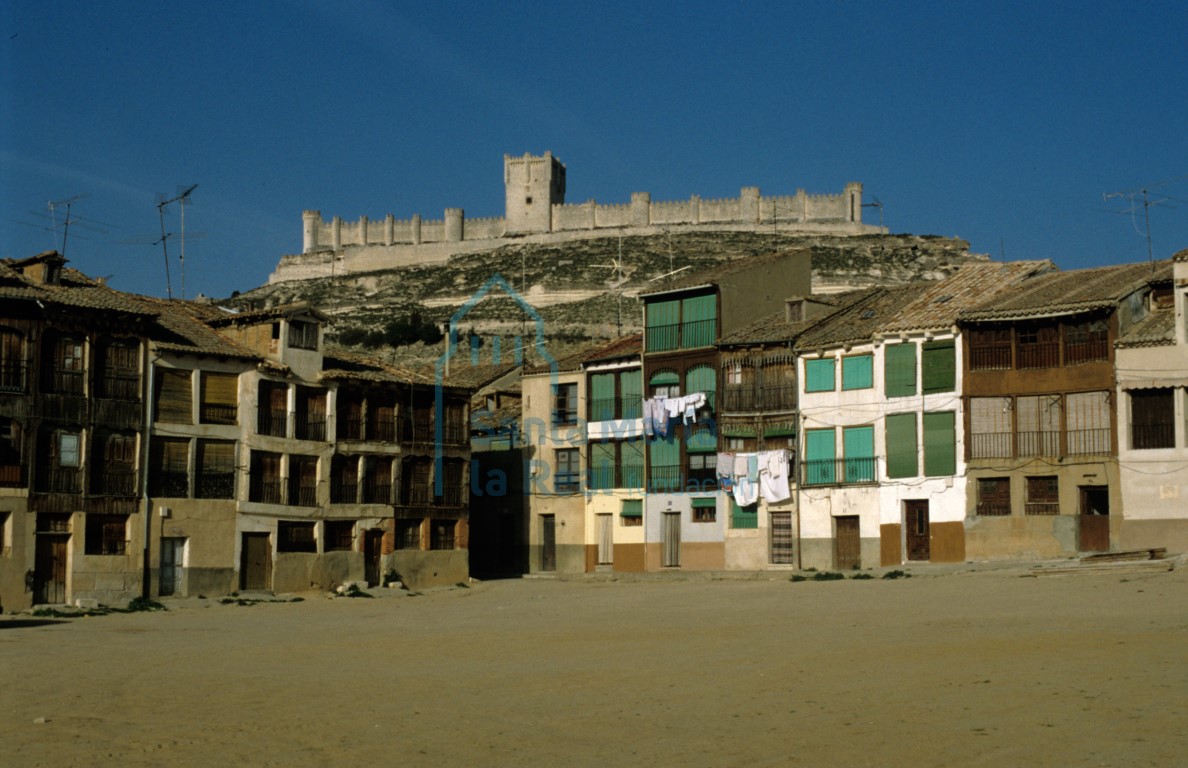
[{"left": 2, "top": 562, "right": 1186, "bottom": 768}]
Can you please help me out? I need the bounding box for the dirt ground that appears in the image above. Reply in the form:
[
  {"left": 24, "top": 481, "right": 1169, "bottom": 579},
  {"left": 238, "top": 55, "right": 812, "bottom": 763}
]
[{"left": 2, "top": 563, "right": 1186, "bottom": 768}]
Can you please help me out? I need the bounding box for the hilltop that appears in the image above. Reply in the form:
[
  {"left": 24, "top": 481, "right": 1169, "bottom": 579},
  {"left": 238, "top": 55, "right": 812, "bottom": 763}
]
[{"left": 231, "top": 231, "right": 984, "bottom": 366}]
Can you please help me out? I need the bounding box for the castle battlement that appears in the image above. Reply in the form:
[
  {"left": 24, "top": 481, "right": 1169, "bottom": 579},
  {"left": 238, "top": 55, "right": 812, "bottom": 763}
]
[{"left": 276, "top": 153, "right": 885, "bottom": 284}]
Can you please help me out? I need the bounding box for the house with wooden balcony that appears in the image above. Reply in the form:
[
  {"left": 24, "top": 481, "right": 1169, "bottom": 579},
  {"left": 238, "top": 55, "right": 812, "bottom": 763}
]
[
  {"left": 638, "top": 250, "right": 812, "bottom": 570},
  {"left": 1113, "top": 249, "right": 1188, "bottom": 552},
  {"left": 0, "top": 252, "right": 157, "bottom": 609},
  {"left": 794, "top": 262, "right": 1051, "bottom": 570},
  {"left": 715, "top": 292, "right": 873, "bottom": 569},
  {"left": 958, "top": 261, "right": 1171, "bottom": 559}
]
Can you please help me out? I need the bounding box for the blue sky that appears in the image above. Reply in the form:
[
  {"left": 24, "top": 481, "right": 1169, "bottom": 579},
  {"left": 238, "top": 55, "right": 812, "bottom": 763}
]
[{"left": 2, "top": 1, "right": 1186, "bottom": 299}]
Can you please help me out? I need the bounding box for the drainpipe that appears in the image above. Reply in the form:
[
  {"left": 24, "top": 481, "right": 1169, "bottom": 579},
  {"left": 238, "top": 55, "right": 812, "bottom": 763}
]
[{"left": 139, "top": 350, "right": 158, "bottom": 600}]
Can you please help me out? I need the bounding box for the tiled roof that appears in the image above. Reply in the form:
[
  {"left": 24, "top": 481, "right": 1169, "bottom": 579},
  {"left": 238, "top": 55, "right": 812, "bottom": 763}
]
[
  {"left": 795, "top": 285, "right": 923, "bottom": 349},
  {"left": 206, "top": 301, "right": 328, "bottom": 327},
  {"left": 717, "top": 290, "right": 874, "bottom": 346},
  {"left": 135, "top": 296, "right": 259, "bottom": 359},
  {"left": 1173, "top": 248, "right": 1188, "bottom": 263},
  {"left": 582, "top": 333, "right": 642, "bottom": 364},
  {"left": 321, "top": 346, "right": 439, "bottom": 386},
  {"left": 639, "top": 249, "right": 810, "bottom": 298},
  {"left": 879, "top": 261, "right": 1053, "bottom": 333},
  {"left": 960, "top": 261, "right": 1171, "bottom": 322},
  {"left": 1116, "top": 306, "right": 1177, "bottom": 348}
]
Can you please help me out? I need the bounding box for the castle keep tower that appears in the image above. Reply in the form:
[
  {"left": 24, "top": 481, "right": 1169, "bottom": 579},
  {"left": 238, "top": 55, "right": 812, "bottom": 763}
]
[{"left": 504, "top": 151, "right": 566, "bottom": 234}]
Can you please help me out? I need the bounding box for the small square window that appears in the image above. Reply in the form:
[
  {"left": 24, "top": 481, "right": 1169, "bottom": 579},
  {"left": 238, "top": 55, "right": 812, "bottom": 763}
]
[{"left": 59, "top": 433, "right": 80, "bottom": 468}]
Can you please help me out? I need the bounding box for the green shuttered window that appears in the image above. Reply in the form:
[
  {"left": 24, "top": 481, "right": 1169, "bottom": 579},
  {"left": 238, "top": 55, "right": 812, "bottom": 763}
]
[
  {"left": 590, "top": 373, "right": 615, "bottom": 421},
  {"left": 922, "top": 340, "right": 955, "bottom": 394},
  {"left": 646, "top": 300, "right": 680, "bottom": 352},
  {"left": 730, "top": 498, "right": 758, "bottom": 529},
  {"left": 885, "top": 412, "right": 918, "bottom": 479},
  {"left": 621, "top": 498, "right": 642, "bottom": 518},
  {"left": 805, "top": 358, "right": 835, "bottom": 392},
  {"left": 843, "top": 426, "right": 875, "bottom": 483},
  {"left": 620, "top": 369, "right": 642, "bottom": 419},
  {"left": 842, "top": 354, "right": 873, "bottom": 390},
  {"left": 805, "top": 428, "right": 836, "bottom": 484},
  {"left": 923, "top": 411, "right": 956, "bottom": 476},
  {"left": 884, "top": 343, "right": 917, "bottom": 398},
  {"left": 681, "top": 294, "right": 717, "bottom": 349}
]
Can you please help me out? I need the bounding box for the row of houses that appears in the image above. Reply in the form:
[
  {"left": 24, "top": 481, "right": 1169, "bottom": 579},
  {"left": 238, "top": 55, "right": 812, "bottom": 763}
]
[
  {"left": 520, "top": 248, "right": 1188, "bottom": 573},
  {"left": 0, "top": 252, "right": 473, "bottom": 611}
]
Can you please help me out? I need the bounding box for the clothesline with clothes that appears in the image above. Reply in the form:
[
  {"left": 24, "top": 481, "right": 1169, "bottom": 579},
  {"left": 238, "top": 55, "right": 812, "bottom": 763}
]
[
  {"left": 642, "top": 392, "right": 707, "bottom": 438},
  {"left": 716, "top": 449, "right": 791, "bottom": 506}
]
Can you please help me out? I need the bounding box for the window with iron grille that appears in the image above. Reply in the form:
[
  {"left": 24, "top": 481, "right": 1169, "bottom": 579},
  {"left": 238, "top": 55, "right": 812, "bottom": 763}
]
[
  {"left": 249, "top": 451, "right": 283, "bottom": 504},
  {"left": 294, "top": 386, "right": 327, "bottom": 441},
  {"left": 288, "top": 320, "right": 319, "bottom": 351},
  {"left": 199, "top": 372, "right": 238, "bottom": 425},
  {"left": 195, "top": 440, "right": 235, "bottom": 499},
  {"left": 337, "top": 395, "right": 364, "bottom": 440},
  {"left": 289, "top": 455, "right": 319, "bottom": 507},
  {"left": 257, "top": 380, "right": 288, "bottom": 437},
  {"left": 331, "top": 455, "right": 360, "bottom": 503},
  {"left": 150, "top": 438, "right": 190, "bottom": 498},
  {"left": 976, "top": 477, "right": 1011, "bottom": 516},
  {"left": 553, "top": 383, "right": 578, "bottom": 426},
  {"left": 277, "top": 520, "right": 317, "bottom": 553},
  {"left": 324, "top": 520, "right": 355, "bottom": 552},
  {"left": 439, "top": 459, "right": 465, "bottom": 506},
  {"left": 155, "top": 368, "right": 193, "bottom": 424},
  {"left": 401, "top": 459, "right": 432, "bottom": 505},
  {"left": 554, "top": 448, "right": 580, "bottom": 493},
  {"left": 395, "top": 518, "right": 422, "bottom": 549},
  {"left": 84, "top": 514, "right": 128, "bottom": 555},
  {"left": 1025, "top": 476, "right": 1059, "bottom": 516},
  {"left": 430, "top": 519, "right": 456, "bottom": 550},
  {"left": 362, "top": 456, "right": 393, "bottom": 504},
  {"left": 1129, "top": 388, "right": 1175, "bottom": 449}
]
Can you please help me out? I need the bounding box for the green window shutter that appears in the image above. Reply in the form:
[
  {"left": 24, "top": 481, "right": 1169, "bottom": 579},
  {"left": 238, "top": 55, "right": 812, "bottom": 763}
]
[
  {"left": 885, "top": 412, "right": 918, "bottom": 479},
  {"left": 621, "top": 498, "right": 642, "bottom": 518},
  {"left": 842, "top": 425, "right": 875, "bottom": 483},
  {"left": 922, "top": 340, "right": 955, "bottom": 394},
  {"left": 805, "top": 358, "right": 835, "bottom": 392},
  {"left": 680, "top": 293, "right": 717, "bottom": 349},
  {"left": 589, "top": 442, "right": 615, "bottom": 490},
  {"left": 619, "top": 369, "right": 642, "bottom": 419},
  {"left": 805, "top": 428, "right": 836, "bottom": 484},
  {"left": 923, "top": 411, "right": 956, "bottom": 476},
  {"left": 646, "top": 300, "right": 680, "bottom": 352},
  {"left": 590, "top": 373, "right": 615, "bottom": 421},
  {"left": 884, "top": 343, "right": 917, "bottom": 398},
  {"left": 692, "top": 497, "right": 716, "bottom": 508},
  {"left": 685, "top": 364, "right": 716, "bottom": 412},
  {"left": 730, "top": 498, "right": 758, "bottom": 529},
  {"left": 842, "top": 354, "right": 873, "bottom": 390},
  {"left": 649, "top": 369, "right": 679, "bottom": 387},
  {"left": 686, "top": 425, "right": 717, "bottom": 453},
  {"left": 621, "top": 439, "right": 644, "bottom": 489},
  {"left": 648, "top": 434, "right": 681, "bottom": 491}
]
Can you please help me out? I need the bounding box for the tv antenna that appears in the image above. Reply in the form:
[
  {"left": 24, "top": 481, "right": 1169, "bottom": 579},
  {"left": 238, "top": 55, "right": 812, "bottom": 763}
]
[
  {"left": 47, "top": 195, "right": 86, "bottom": 256},
  {"left": 862, "top": 197, "right": 884, "bottom": 228},
  {"left": 1103, "top": 178, "right": 1182, "bottom": 269},
  {"left": 156, "top": 184, "right": 199, "bottom": 299}
]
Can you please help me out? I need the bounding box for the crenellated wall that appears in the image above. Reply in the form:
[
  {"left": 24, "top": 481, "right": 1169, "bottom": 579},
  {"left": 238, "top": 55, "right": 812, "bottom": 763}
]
[{"left": 281, "top": 153, "right": 885, "bottom": 284}]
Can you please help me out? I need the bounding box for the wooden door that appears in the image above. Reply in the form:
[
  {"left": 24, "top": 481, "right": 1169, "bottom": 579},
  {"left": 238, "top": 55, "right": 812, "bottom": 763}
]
[
  {"left": 834, "top": 515, "right": 861, "bottom": 570},
  {"left": 34, "top": 534, "right": 68, "bottom": 604},
  {"left": 541, "top": 515, "right": 556, "bottom": 572},
  {"left": 363, "top": 529, "right": 383, "bottom": 586},
  {"left": 159, "top": 537, "right": 185, "bottom": 596},
  {"left": 662, "top": 512, "right": 681, "bottom": 567},
  {"left": 1078, "top": 486, "right": 1110, "bottom": 553},
  {"left": 770, "top": 512, "right": 794, "bottom": 565},
  {"left": 905, "top": 500, "right": 930, "bottom": 562},
  {"left": 240, "top": 533, "right": 272, "bottom": 591},
  {"left": 596, "top": 514, "right": 613, "bottom": 566}
]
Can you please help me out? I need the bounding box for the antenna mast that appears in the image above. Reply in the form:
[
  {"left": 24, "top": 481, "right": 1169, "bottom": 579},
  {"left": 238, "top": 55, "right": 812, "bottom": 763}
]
[
  {"left": 47, "top": 195, "right": 85, "bottom": 256},
  {"left": 156, "top": 184, "right": 198, "bottom": 299}
]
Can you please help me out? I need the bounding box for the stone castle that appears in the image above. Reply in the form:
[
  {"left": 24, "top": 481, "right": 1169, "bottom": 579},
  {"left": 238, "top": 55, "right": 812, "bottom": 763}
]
[{"left": 269, "top": 152, "right": 887, "bottom": 284}]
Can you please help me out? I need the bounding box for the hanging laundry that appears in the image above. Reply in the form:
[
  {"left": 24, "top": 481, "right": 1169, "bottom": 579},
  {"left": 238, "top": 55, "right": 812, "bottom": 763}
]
[{"left": 759, "top": 450, "right": 791, "bottom": 503}]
